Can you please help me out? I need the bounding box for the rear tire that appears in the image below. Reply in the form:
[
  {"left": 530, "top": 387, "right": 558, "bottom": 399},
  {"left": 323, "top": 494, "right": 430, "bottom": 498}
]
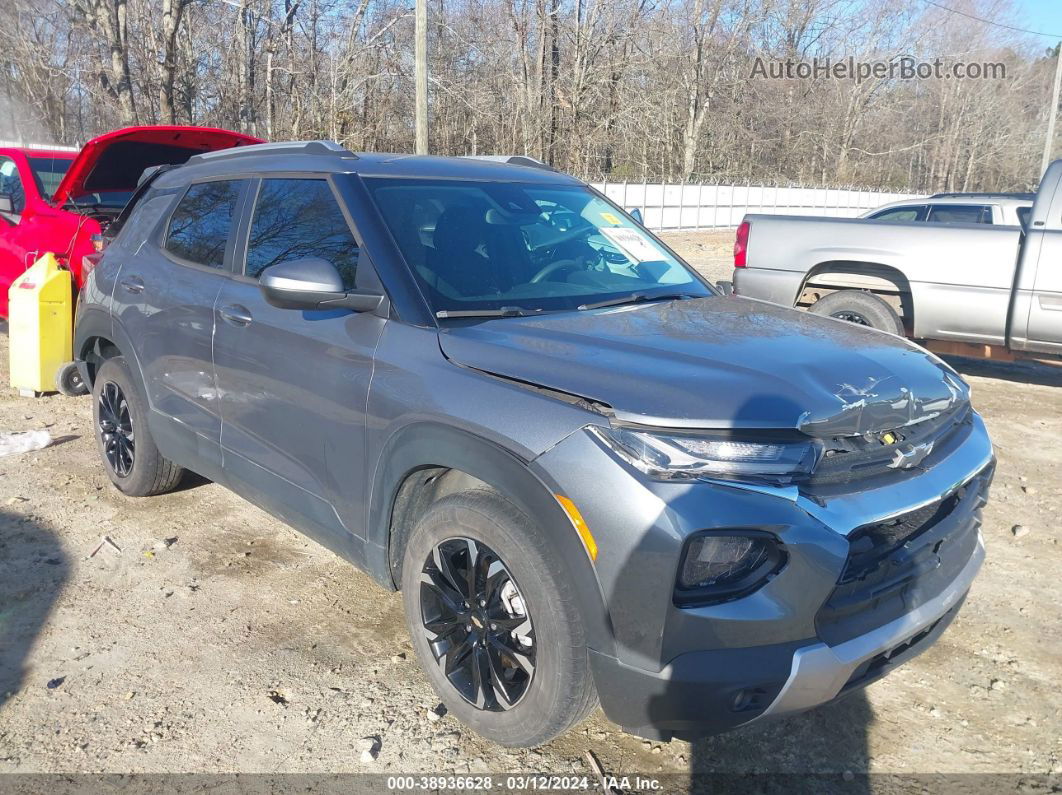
[
  {"left": 809, "top": 289, "right": 904, "bottom": 335},
  {"left": 92, "top": 356, "right": 184, "bottom": 497},
  {"left": 401, "top": 489, "right": 597, "bottom": 747}
]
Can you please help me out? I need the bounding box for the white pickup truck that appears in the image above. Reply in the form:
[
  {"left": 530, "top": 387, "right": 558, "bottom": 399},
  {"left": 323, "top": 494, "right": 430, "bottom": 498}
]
[{"left": 732, "top": 163, "right": 1062, "bottom": 361}]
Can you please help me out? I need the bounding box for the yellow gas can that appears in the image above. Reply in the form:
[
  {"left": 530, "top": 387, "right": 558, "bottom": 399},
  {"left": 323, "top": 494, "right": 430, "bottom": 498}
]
[{"left": 8, "top": 253, "right": 73, "bottom": 396}]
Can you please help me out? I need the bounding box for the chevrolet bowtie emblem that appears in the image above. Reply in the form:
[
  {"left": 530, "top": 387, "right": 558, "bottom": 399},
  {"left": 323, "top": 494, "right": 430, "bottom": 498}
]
[{"left": 887, "top": 441, "right": 934, "bottom": 469}]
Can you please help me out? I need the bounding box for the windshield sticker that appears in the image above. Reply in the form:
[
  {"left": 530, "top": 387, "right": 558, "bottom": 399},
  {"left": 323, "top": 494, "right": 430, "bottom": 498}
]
[
  {"left": 599, "top": 211, "right": 622, "bottom": 226},
  {"left": 599, "top": 226, "right": 662, "bottom": 262}
]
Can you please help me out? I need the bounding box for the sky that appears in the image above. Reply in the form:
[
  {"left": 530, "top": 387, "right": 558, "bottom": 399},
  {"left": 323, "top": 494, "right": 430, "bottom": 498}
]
[{"left": 1015, "top": 0, "right": 1062, "bottom": 41}]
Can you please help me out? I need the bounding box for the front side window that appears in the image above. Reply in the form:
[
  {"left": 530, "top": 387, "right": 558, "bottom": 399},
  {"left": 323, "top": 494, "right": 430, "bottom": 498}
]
[
  {"left": 365, "top": 178, "right": 708, "bottom": 314},
  {"left": 869, "top": 206, "right": 924, "bottom": 222},
  {"left": 245, "top": 178, "right": 359, "bottom": 289},
  {"left": 164, "top": 180, "right": 243, "bottom": 268},
  {"left": 0, "top": 156, "right": 26, "bottom": 215}
]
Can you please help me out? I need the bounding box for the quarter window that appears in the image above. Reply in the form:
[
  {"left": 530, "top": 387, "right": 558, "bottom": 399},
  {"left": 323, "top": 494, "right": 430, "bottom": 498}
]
[
  {"left": 245, "top": 178, "right": 359, "bottom": 289},
  {"left": 164, "top": 180, "right": 243, "bottom": 268}
]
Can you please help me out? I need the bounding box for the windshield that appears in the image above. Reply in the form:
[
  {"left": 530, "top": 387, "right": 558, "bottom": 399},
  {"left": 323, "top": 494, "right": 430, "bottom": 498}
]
[
  {"left": 27, "top": 155, "right": 73, "bottom": 201},
  {"left": 365, "top": 178, "right": 710, "bottom": 314}
]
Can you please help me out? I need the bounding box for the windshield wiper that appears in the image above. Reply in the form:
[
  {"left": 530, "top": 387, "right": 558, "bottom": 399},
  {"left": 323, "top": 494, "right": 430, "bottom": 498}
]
[
  {"left": 577, "top": 291, "right": 697, "bottom": 311},
  {"left": 436, "top": 306, "right": 547, "bottom": 319}
]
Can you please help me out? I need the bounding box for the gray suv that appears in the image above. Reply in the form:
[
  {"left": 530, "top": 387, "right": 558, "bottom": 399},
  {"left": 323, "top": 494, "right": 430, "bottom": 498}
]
[{"left": 74, "top": 141, "right": 995, "bottom": 747}]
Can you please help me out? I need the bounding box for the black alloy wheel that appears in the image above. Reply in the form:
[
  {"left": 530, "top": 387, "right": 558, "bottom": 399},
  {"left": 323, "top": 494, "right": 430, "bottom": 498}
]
[
  {"left": 418, "top": 537, "right": 536, "bottom": 711},
  {"left": 98, "top": 380, "right": 135, "bottom": 477}
]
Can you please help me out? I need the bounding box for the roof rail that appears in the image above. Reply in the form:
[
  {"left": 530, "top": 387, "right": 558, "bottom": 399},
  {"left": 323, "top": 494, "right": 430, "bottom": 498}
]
[
  {"left": 928, "top": 191, "right": 1035, "bottom": 200},
  {"left": 187, "top": 140, "right": 357, "bottom": 164},
  {"left": 461, "top": 154, "right": 557, "bottom": 172}
]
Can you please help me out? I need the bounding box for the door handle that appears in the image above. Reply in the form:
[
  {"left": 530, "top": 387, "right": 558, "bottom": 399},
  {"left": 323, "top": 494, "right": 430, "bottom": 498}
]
[
  {"left": 1039, "top": 295, "right": 1062, "bottom": 312},
  {"left": 219, "top": 304, "right": 253, "bottom": 327},
  {"left": 120, "top": 276, "right": 144, "bottom": 294}
]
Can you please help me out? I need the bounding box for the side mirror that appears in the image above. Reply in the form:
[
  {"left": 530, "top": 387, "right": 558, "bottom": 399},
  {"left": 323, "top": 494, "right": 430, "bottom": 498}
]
[
  {"left": 259, "top": 258, "right": 384, "bottom": 313},
  {"left": 716, "top": 280, "right": 734, "bottom": 296},
  {"left": 628, "top": 207, "right": 643, "bottom": 225},
  {"left": 0, "top": 193, "right": 13, "bottom": 214}
]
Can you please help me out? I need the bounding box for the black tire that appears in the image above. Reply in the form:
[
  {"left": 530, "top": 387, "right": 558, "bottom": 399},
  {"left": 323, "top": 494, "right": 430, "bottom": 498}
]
[
  {"left": 55, "top": 361, "right": 88, "bottom": 396},
  {"left": 92, "top": 356, "right": 184, "bottom": 497},
  {"left": 401, "top": 489, "right": 597, "bottom": 747},
  {"left": 808, "top": 289, "right": 905, "bottom": 335}
]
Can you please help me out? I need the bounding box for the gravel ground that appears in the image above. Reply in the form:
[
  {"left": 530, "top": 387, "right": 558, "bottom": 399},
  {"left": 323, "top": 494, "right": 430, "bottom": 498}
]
[{"left": 0, "top": 236, "right": 1060, "bottom": 788}]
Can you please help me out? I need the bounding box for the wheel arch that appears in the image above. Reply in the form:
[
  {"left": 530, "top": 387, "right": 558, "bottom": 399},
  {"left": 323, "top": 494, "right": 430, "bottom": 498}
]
[
  {"left": 798, "top": 260, "right": 914, "bottom": 329},
  {"left": 368, "top": 422, "right": 615, "bottom": 656},
  {"left": 74, "top": 311, "right": 147, "bottom": 393}
]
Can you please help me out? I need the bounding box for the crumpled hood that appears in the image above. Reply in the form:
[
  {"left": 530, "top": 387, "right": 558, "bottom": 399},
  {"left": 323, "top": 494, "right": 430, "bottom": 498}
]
[{"left": 438, "top": 296, "right": 969, "bottom": 436}]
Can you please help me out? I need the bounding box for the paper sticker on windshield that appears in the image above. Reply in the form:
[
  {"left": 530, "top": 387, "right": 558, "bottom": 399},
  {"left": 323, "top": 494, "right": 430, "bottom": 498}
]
[
  {"left": 599, "top": 211, "right": 621, "bottom": 226},
  {"left": 599, "top": 226, "right": 662, "bottom": 262}
]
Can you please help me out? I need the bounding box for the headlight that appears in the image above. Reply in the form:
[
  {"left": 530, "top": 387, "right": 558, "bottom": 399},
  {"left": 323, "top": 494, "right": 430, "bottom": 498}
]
[
  {"left": 589, "top": 425, "right": 821, "bottom": 484},
  {"left": 676, "top": 531, "right": 785, "bottom": 606}
]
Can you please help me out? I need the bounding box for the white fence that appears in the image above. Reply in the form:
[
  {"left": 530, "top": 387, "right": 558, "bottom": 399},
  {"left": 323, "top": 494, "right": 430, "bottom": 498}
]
[{"left": 590, "top": 181, "right": 923, "bottom": 230}]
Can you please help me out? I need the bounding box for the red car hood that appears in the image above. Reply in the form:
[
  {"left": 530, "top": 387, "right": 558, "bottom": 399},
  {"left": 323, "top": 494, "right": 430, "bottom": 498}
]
[{"left": 51, "top": 125, "right": 262, "bottom": 206}]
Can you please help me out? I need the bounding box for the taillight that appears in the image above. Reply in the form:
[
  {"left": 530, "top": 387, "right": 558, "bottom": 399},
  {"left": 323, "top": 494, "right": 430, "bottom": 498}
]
[{"left": 734, "top": 220, "right": 750, "bottom": 268}]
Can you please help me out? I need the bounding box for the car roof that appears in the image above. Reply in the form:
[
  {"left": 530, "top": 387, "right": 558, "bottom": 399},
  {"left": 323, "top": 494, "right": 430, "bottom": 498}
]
[
  {"left": 0, "top": 147, "right": 78, "bottom": 159},
  {"left": 875, "top": 195, "right": 1031, "bottom": 209},
  {"left": 151, "top": 142, "right": 584, "bottom": 189}
]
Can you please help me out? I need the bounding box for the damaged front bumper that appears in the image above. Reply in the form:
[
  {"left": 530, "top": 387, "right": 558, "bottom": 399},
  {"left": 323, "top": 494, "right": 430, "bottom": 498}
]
[
  {"left": 755, "top": 529, "right": 983, "bottom": 720},
  {"left": 531, "top": 407, "right": 994, "bottom": 741}
]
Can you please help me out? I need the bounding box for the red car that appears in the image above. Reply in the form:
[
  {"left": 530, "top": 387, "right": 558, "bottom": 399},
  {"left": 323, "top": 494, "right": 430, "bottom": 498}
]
[{"left": 0, "top": 125, "right": 261, "bottom": 316}]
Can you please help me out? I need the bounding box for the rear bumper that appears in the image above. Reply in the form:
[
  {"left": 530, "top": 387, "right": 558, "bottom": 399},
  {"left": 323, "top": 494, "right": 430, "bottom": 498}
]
[{"left": 590, "top": 532, "right": 983, "bottom": 741}]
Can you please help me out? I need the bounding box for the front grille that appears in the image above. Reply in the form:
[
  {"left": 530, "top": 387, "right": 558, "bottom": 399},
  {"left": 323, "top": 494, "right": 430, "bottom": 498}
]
[
  {"left": 809, "top": 403, "right": 971, "bottom": 486},
  {"left": 815, "top": 462, "right": 993, "bottom": 646}
]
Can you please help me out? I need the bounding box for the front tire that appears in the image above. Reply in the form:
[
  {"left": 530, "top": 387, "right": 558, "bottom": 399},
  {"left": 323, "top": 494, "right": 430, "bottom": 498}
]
[
  {"left": 92, "top": 356, "right": 184, "bottom": 496},
  {"left": 808, "top": 289, "right": 904, "bottom": 335},
  {"left": 401, "top": 489, "right": 597, "bottom": 747}
]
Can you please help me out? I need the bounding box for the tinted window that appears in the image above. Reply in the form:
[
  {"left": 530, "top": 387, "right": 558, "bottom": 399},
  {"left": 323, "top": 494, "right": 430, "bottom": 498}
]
[
  {"left": 0, "top": 156, "right": 26, "bottom": 214},
  {"left": 1017, "top": 207, "right": 1031, "bottom": 227},
  {"left": 246, "top": 179, "right": 358, "bottom": 289},
  {"left": 927, "top": 204, "right": 991, "bottom": 224},
  {"left": 869, "top": 206, "right": 924, "bottom": 222},
  {"left": 165, "top": 180, "right": 242, "bottom": 268}
]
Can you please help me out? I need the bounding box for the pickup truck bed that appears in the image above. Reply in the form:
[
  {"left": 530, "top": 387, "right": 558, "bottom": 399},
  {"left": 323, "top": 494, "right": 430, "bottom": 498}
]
[
  {"left": 735, "top": 215, "right": 1022, "bottom": 345},
  {"left": 732, "top": 161, "right": 1062, "bottom": 358}
]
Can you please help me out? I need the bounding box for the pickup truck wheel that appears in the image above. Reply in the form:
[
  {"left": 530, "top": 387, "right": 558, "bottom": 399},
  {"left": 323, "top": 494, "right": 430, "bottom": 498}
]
[
  {"left": 809, "top": 290, "right": 904, "bottom": 335},
  {"left": 92, "top": 356, "right": 185, "bottom": 497},
  {"left": 401, "top": 489, "right": 597, "bottom": 747}
]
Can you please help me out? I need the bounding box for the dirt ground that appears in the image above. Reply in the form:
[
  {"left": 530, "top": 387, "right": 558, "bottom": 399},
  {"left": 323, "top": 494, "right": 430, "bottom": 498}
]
[{"left": 1, "top": 230, "right": 1060, "bottom": 788}]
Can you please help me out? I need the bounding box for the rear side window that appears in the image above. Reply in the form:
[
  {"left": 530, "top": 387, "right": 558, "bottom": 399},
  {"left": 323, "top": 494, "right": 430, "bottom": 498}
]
[
  {"left": 245, "top": 178, "right": 359, "bottom": 289},
  {"left": 926, "top": 204, "right": 992, "bottom": 224},
  {"left": 164, "top": 180, "right": 243, "bottom": 268},
  {"left": 869, "top": 205, "right": 925, "bottom": 222}
]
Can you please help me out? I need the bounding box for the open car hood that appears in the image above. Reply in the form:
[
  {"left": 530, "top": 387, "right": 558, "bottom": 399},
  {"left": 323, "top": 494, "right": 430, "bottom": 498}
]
[
  {"left": 51, "top": 125, "right": 262, "bottom": 206},
  {"left": 438, "top": 297, "right": 969, "bottom": 435}
]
